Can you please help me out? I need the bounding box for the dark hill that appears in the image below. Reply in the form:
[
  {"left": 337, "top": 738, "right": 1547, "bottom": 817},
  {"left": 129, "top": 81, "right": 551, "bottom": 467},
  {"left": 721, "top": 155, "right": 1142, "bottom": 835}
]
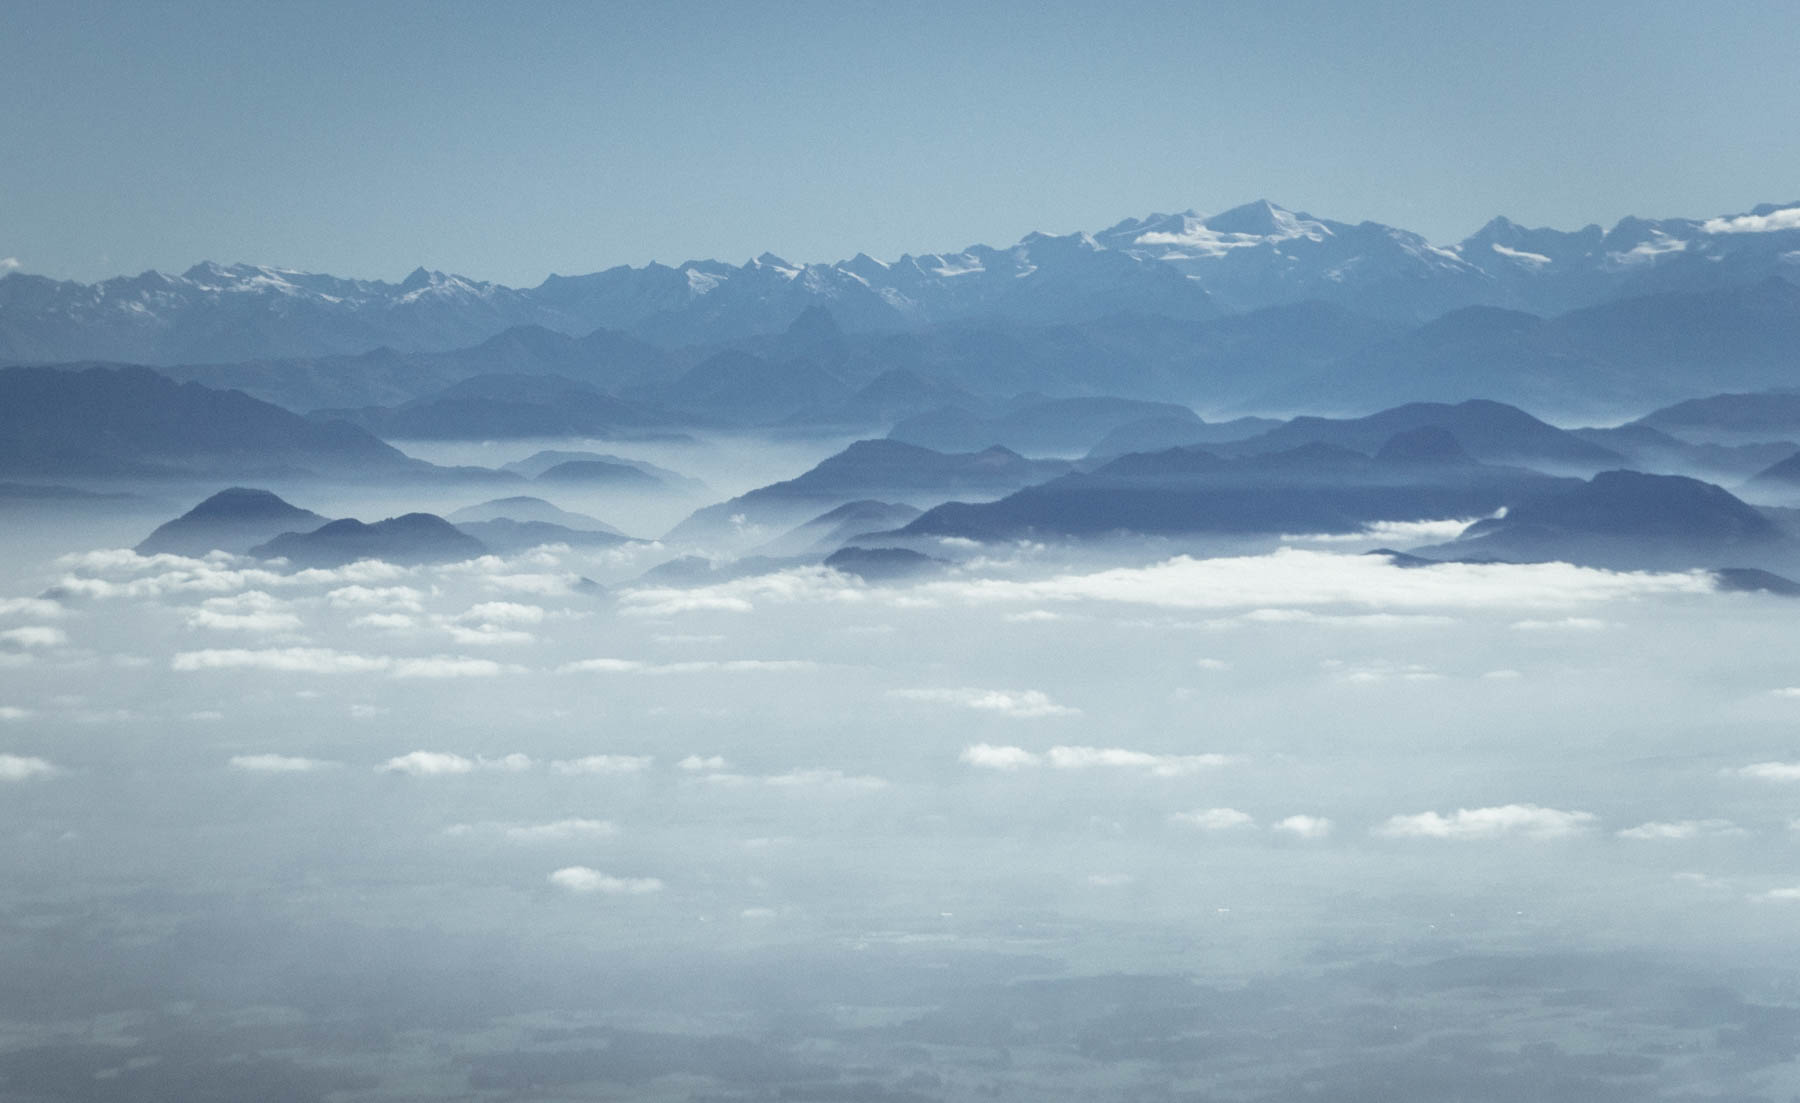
[
  {"left": 0, "top": 364, "right": 412, "bottom": 478},
  {"left": 136, "top": 488, "right": 329, "bottom": 557},
  {"left": 1227, "top": 399, "right": 1620, "bottom": 469},
  {"left": 1417, "top": 469, "right": 1787, "bottom": 569},
  {"left": 251, "top": 513, "right": 488, "bottom": 567},
  {"left": 898, "top": 439, "right": 1569, "bottom": 542}
]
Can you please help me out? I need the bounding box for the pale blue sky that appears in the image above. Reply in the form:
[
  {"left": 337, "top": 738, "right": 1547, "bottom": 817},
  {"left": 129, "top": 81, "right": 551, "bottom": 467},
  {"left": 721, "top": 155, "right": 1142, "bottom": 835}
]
[{"left": 4, "top": 0, "right": 1797, "bottom": 284}]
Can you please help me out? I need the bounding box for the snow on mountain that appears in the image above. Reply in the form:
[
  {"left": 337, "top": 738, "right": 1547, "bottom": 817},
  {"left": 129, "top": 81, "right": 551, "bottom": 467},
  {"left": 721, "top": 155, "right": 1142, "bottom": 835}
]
[{"left": 3, "top": 200, "right": 1797, "bottom": 366}]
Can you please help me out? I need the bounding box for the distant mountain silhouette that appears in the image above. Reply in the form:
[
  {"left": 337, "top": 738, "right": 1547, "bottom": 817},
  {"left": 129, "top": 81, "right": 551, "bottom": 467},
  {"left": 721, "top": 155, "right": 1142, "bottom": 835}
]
[
  {"left": 534, "top": 459, "right": 663, "bottom": 488},
  {"left": 499, "top": 450, "right": 707, "bottom": 494},
  {"left": 0, "top": 365, "right": 415, "bottom": 479},
  {"left": 1633, "top": 390, "right": 1800, "bottom": 445},
  {"left": 1225, "top": 400, "right": 1621, "bottom": 469},
  {"left": 313, "top": 372, "right": 689, "bottom": 441},
  {"left": 251, "top": 513, "right": 488, "bottom": 567},
  {"left": 1084, "top": 414, "right": 1280, "bottom": 460},
  {"left": 897, "top": 432, "right": 1571, "bottom": 541},
  {"left": 664, "top": 439, "right": 1071, "bottom": 548},
  {"left": 823, "top": 546, "right": 946, "bottom": 582},
  {"left": 1416, "top": 469, "right": 1787, "bottom": 568},
  {"left": 452, "top": 518, "right": 632, "bottom": 555},
  {"left": 446, "top": 496, "right": 625, "bottom": 534},
  {"left": 749, "top": 500, "right": 925, "bottom": 557},
  {"left": 888, "top": 397, "right": 1205, "bottom": 456},
  {"left": 136, "top": 488, "right": 328, "bottom": 556}
]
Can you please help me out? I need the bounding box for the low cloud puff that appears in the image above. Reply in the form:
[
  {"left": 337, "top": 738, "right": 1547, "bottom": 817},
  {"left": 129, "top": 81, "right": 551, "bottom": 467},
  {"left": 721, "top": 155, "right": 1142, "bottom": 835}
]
[
  {"left": 228, "top": 753, "right": 335, "bottom": 772},
  {"left": 0, "top": 754, "right": 58, "bottom": 781},
  {"left": 560, "top": 657, "right": 816, "bottom": 675},
  {"left": 893, "top": 688, "right": 1079, "bottom": 718},
  {"left": 447, "top": 818, "right": 618, "bottom": 842},
  {"left": 1170, "top": 807, "right": 1256, "bottom": 831},
  {"left": 1375, "top": 804, "right": 1595, "bottom": 840},
  {"left": 1703, "top": 207, "right": 1800, "bottom": 234},
  {"left": 548, "top": 867, "right": 664, "bottom": 895},
  {"left": 1616, "top": 819, "right": 1743, "bottom": 840},
  {"left": 1272, "top": 814, "right": 1334, "bottom": 839},
  {"left": 958, "top": 744, "right": 1229, "bottom": 777},
  {"left": 172, "top": 647, "right": 513, "bottom": 678},
  {"left": 0, "top": 626, "right": 68, "bottom": 649},
  {"left": 1730, "top": 762, "right": 1800, "bottom": 782},
  {"left": 551, "top": 754, "right": 653, "bottom": 775}
]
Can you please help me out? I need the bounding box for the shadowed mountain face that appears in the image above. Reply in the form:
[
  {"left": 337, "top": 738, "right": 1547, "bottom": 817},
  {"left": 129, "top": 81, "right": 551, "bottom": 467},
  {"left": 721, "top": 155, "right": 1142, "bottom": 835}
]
[
  {"left": 313, "top": 373, "right": 689, "bottom": 442},
  {"left": 1225, "top": 399, "right": 1622, "bottom": 469},
  {"left": 1634, "top": 390, "right": 1800, "bottom": 445},
  {"left": 898, "top": 432, "right": 1571, "bottom": 542},
  {"left": 0, "top": 365, "right": 414, "bottom": 478},
  {"left": 1258, "top": 278, "right": 1800, "bottom": 419},
  {"left": 888, "top": 397, "right": 1205, "bottom": 456},
  {"left": 10, "top": 200, "right": 1796, "bottom": 366},
  {"left": 135, "top": 488, "right": 329, "bottom": 557},
  {"left": 250, "top": 513, "right": 488, "bottom": 567},
  {"left": 451, "top": 518, "right": 632, "bottom": 555},
  {"left": 1417, "top": 469, "right": 1788, "bottom": 569},
  {"left": 445, "top": 496, "right": 624, "bottom": 535},
  {"left": 749, "top": 500, "right": 925, "bottom": 558},
  {"left": 663, "top": 439, "right": 1072, "bottom": 547}
]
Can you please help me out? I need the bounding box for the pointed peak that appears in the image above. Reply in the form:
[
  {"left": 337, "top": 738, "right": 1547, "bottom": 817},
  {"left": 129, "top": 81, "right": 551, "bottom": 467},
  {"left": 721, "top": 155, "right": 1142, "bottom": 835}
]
[
  {"left": 399, "top": 266, "right": 435, "bottom": 290},
  {"left": 1202, "top": 199, "right": 1296, "bottom": 236}
]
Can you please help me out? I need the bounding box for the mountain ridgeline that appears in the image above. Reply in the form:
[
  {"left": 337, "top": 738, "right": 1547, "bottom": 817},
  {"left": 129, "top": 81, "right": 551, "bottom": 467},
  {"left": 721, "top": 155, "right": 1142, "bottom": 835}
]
[{"left": 4, "top": 199, "right": 1799, "bottom": 426}]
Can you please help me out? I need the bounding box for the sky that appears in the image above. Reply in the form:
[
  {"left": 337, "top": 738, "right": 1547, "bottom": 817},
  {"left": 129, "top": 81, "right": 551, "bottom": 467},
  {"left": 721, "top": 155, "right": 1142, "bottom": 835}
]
[{"left": 4, "top": 0, "right": 1799, "bottom": 285}]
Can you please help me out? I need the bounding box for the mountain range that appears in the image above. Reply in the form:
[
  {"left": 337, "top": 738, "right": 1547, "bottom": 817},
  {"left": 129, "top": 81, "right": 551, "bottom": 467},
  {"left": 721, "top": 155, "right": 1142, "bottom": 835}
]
[{"left": 5, "top": 200, "right": 1796, "bottom": 368}]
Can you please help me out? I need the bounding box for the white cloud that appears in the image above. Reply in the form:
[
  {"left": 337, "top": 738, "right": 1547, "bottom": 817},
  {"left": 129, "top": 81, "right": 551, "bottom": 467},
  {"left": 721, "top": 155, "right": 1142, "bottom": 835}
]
[
  {"left": 552, "top": 754, "right": 653, "bottom": 775},
  {"left": 960, "top": 744, "right": 1041, "bottom": 770},
  {"left": 380, "top": 751, "right": 473, "bottom": 776},
  {"left": 0, "top": 754, "right": 58, "bottom": 781},
  {"left": 507, "top": 818, "right": 614, "bottom": 841},
  {"left": 1703, "top": 207, "right": 1800, "bottom": 234},
  {"left": 1046, "top": 745, "right": 1231, "bottom": 777},
  {"left": 1750, "top": 886, "right": 1800, "bottom": 903},
  {"left": 1086, "top": 872, "right": 1135, "bottom": 887},
  {"left": 890, "top": 687, "right": 1078, "bottom": 718},
  {"left": 350, "top": 613, "right": 415, "bottom": 630},
  {"left": 229, "top": 753, "right": 335, "bottom": 772},
  {"left": 0, "top": 626, "right": 67, "bottom": 648},
  {"left": 449, "top": 818, "right": 617, "bottom": 842},
  {"left": 1375, "top": 804, "right": 1595, "bottom": 840},
  {"left": 1324, "top": 658, "right": 1443, "bottom": 685},
  {"left": 677, "top": 754, "right": 727, "bottom": 771},
  {"left": 443, "top": 624, "right": 536, "bottom": 646},
  {"left": 1617, "top": 819, "right": 1743, "bottom": 840},
  {"left": 548, "top": 866, "right": 663, "bottom": 895},
  {"left": 0, "top": 257, "right": 19, "bottom": 273},
  {"left": 958, "top": 743, "right": 1229, "bottom": 776},
  {"left": 172, "top": 647, "right": 513, "bottom": 678},
  {"left": 327, "top": 585, "right": 425, "bottom": 610},
  {"left": 186, "top": 608, "right": 304, "bottom": 633},
  {"left": 1272, "top": 815, "right": 1334, "bottom": 838},
  {"left": 559, "top": 657, "right": 815, "bottom": 675},
  {"left": 762, "top": 768, "right": 887, "bottom": 791},
  {"left": 1194, "top": 658, "right": 1231, "bottom": 670},
  {"left": 392, "top": 656, "right": 515, "bottom": 678},
  {"left": 1510, "top": 617, "right": 1607, "bottom": 631},
  {"left": 0, "top": 597, "right": 63, "bottom": 619},
  {"left": 455, "top": 601, "right": 545, "bottom": 625},
  {"left": 1170, "top": 807, "right": 1255, "bottom": 831},
  {"left": 1731, "top": 762, "right": 1800, "bottom": 782},
  {"left": 0, "top": 706, "right": 31, "bottom": 721},
  {"left": 914, "top": 550, "right": 1712, "bottom": 613},
  {"left": 173, "top": 647, "right": 390, "bottom": 674}
]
